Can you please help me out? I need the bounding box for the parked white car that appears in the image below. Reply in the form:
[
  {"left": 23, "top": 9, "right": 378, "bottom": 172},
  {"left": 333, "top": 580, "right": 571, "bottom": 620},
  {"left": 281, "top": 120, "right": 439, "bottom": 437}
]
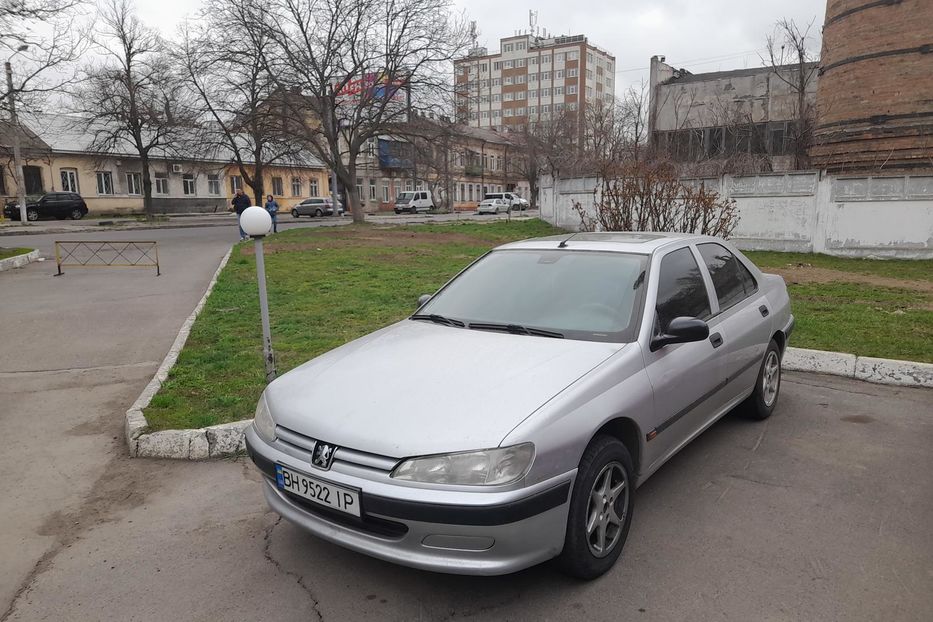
[
  {"left": 484, "top": 192, "right": 526, "bottom": 211},
  {"left": 477, "top": 198, "right": 511, "bottom": 214}
]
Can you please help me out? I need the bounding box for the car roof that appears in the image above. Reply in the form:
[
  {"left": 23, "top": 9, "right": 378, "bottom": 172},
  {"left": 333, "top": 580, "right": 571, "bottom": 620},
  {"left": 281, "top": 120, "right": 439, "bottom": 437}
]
[{"left": 496, "top": 231, "right": 722, "bottom": 254}]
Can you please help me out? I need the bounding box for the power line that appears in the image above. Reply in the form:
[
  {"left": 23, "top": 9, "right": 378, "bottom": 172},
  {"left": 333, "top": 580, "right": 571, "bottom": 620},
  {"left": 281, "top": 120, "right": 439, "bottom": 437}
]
[{"left": 614, "top": 48, "right": 767, "bottom": 75}]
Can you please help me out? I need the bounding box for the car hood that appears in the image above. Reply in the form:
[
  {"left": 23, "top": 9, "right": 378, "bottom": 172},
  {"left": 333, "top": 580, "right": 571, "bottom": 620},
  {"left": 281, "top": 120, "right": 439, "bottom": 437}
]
[{"left": 264, "top": 320, "right": 624, "bottom": 458}]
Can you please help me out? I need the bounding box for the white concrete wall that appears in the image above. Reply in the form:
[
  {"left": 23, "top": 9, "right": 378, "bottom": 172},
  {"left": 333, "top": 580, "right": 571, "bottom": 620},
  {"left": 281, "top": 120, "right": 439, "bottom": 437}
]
[{"left": 539, "top": 173, "right": 933, "bottom": 259}]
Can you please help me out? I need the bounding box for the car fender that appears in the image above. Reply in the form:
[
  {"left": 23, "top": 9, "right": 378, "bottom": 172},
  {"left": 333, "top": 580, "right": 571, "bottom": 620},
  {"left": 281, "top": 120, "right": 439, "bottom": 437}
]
[{"left": 499, "top": 343, "right": 652, "bottom": 487}]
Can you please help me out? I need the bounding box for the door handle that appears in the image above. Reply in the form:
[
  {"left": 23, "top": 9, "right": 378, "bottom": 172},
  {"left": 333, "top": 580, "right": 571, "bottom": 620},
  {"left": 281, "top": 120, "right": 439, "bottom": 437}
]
[
  {"left": 759, "top": 305, "right": 769, "bottom": 317},
  {"left": 710, "top": 332, "right": 724, "bottom": 348}
]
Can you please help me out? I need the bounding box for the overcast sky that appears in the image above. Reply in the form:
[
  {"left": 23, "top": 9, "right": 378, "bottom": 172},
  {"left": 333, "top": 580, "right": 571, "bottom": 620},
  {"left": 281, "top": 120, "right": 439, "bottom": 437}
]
[{"left": 137, "top": 0, "right": 825, "bottom": 93}]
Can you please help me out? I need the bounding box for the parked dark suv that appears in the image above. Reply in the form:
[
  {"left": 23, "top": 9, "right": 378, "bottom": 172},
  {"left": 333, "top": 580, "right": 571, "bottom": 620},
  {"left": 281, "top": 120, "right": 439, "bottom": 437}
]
[{"left": 4, "top": 192, "right": 89, "bottom": 221}]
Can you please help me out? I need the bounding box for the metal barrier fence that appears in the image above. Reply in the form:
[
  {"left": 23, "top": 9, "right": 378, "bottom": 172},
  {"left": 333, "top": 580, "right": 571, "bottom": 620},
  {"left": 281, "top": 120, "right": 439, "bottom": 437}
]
[{"left": 54, "top": 241, "right": 160, "bottom": 276}]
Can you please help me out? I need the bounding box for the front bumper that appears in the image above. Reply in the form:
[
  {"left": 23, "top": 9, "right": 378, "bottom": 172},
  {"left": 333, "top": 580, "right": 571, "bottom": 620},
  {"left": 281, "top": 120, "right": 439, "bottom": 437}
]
[{"left": 245, "top": 426, "right": 573, "bottom": 575}]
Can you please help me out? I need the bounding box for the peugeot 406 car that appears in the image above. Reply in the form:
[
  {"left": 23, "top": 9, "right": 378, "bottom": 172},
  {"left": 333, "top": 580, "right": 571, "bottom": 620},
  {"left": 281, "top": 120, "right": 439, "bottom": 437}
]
[{"left": 245, "top": 232, "right": 793, "bottom": 579}]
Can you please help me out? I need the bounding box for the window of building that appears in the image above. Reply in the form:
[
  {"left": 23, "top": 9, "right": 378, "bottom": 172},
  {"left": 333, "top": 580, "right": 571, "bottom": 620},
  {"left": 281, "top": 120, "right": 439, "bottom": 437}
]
[
  {"left": 529, "top": 106, "right": 537, "bottom": 114},
  {"left": 504, "top": 92, "right": 513, "bottom": 101},
  {"left": 405, "top": 178, "right": 413, "bottom": 192},
  {"left": 271, "top": 176, "right": 283, "bottom": 195},
  {"left": 504, "top": 76, "right": 513, "bottom": 85},
  {"left": 516, "top": 107, "right": 525, "bottom": 115},
  {"left": 568, "top": 68, "right": 578, "bottom": 77},
  {"left": 493, "top": 61, "right": 501, "bottom": 71},
  {"left": 480, "top": 63, "right": 487, "bottom": 72},
  {"left": 394, "top": 179, "right": 401, "bottom": 198},
  {"left": 504, "top": 60, "right": 513, "bottom": 69},
  {"left": 529, "top": 73, "right": 537, "bottom": 82},
  {"left": 556, "top": 70, "right": 564, "bottom": 79},
  {"left": 697, "top": 243, "right": 758, "bottom": 311},
  {"left": 308, "top": 178, "right": 318, "bottom": 196},
  {"left": 587, "top": 86, "right": 594, "bottom": 97},
  {"left": 493, "top": 110, "right": 501, "bottom": 118},
  {"left": 492, "top": 78, "right": 500, "bottom": 86},
  {"left": 567, "top": 51, "right": 579, "bottom": 60},
  {"left": 517, "top": 41, "right": 525, "bottom": 50},
  {"left": 369, "top": 178, "right": 376, "bottom": 200},
  {"left": 516, "top": 75, "right": 525, "bottom": 84},
  {"left": 480, "top": 80, "right": 488, "bottom": 89},
  {"left": 567, "top": 85, "right": 577, "bottom": 95},
  {"left": 458, "top": 183, "right": 464, "bottom": 202},
  {"left": 208, "top": 174, "right": 221, "bottom": 195},
  {"left": 183, "top": 174, "right": 196, "bottom": 195},
  {"left": 656, "top": 247, "right": 711, "bottom": 332},
  {"left": 542, "top": 55, "right": 550, "bottom": 64},
  {"left": 382, "top": 180, "right": 389, "bottom": 202},
  {"left": 515, "top": 91, "right": 525, "bottom": 100},
  {"left": 586, "top": 69, "right": 594, "bottom": 79},
  {"left": 540, "top": 87, "right": 550, "bottom": 97},
  {"left": 60, "top": 168, "right": 78, "bottom": 193},
  {"left": 541, "top": 71, "right": 550, "bottom": 81},
  {"left": 555, "top": 86, "right": 564, "bottom": 95},
  {"left": 492, "top": 93, "right": 500, "bottom": 102},
  {"left": 125, "top": 172, "right": 142, "bottom": 195},
  {"left": 504, "top": 109, "right": 513, "bottom": 117},
  {"left": 468, "top": 184, "right": 473, "bottom": 201},
  {"left": 516, "top": 58, "right": 525, "bottom": 67},
  {"left": 528, "top": 89, "right": 537, "bottom": 99},
  {"left": 482, "top": 111, "right": 489, "bottom": 118},
  {"left": 96, "top": 171, "right": 113, "bottom": 195},
  {"left": 555, "top": 53, "right": 564, "bottom": 62},
  {"left": 530, "top": 57, "right": 537, "bottom": 65},
  {"left": 0, "top": 171, "right": 5, "bottom": 195},
  {"left": 503, "top": 44, "right": 513, "bottom": 52},
  {"left": 554, "top": 103, "right": 564, "bottom": 111},
  {"left": 567, "top": 102, "right": 577, "bottom": 111},
  {"left": 155, "top": 175, "right": 169, "bottom": 195},
  {"left": 230, "top": 175, "right": 242, "bottom": 193},
  {"left": 542, "top": 104, "right": 550, "bottom": 113},
  {"left": 587, "top": 52, "right": 594, "bottom": 64}
]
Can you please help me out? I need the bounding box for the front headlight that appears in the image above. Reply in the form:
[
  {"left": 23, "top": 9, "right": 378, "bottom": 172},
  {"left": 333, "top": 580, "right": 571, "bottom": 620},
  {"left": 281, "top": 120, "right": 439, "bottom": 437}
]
[
  {"left": 253, "top": 393, "right": 276, "bottom": 443},
  {"left": 390, "top": 443, "right": 534, "bottom": 486}
]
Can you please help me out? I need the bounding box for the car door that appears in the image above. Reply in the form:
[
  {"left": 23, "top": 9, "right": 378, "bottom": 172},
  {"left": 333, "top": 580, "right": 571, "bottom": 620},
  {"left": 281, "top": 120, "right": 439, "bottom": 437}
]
[
  {"left": 641, "top": 245, "right": 724, "bottom": 473},
  {"left": 696, "top": 242, "right": 772, "bottom": 405}
]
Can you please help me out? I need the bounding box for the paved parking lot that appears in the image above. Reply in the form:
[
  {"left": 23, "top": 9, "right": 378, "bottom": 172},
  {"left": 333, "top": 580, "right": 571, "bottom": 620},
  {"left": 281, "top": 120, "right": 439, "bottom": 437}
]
[{"left": 2, "top": 224, "right": 931, "bottom": 621}]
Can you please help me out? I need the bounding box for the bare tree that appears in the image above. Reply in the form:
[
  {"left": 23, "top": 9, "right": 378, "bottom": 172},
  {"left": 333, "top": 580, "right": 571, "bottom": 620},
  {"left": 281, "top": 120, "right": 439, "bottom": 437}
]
[
  {"left": 764, "top": 18, "right": 819, "bottom": 170},
  {"left": 73, "top": 0, "right": 189, "bottom": 218},
  {"left": 260, "top": 0, "right": 470, "bottom": 223},
  {"left": 178, "top": 0, "right": 307, "bottom": 207}
]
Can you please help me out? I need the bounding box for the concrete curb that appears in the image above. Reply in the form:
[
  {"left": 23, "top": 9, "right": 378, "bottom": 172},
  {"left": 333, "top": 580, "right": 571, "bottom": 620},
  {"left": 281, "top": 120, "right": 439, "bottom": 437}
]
[
  {"left": 784, "top": 347, "right": 932, "bottom": 388},
  {"left": 124, "top": 246, "right": 246, "bottom": 459},
  {"left": 0, "top": 248, "right": 39, "bottom": 271}
]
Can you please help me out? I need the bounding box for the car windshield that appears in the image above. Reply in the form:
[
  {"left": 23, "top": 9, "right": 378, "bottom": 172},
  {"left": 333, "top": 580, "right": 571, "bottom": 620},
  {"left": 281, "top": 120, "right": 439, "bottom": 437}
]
[
  {"left": 396, "top": 192, "right": 415, "bottom": 203},
  {"left": 419, "top": 249, "right": 648, "bottom": 342}
]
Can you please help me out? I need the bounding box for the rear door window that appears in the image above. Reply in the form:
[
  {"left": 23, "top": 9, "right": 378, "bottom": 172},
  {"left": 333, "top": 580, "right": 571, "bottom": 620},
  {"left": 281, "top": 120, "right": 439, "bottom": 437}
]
[
  {"left": 655, "top": 247, "right": 712, "bottom": 332},
  {"left": 697, "top": 243, "right": 758, "bottom": 311}
]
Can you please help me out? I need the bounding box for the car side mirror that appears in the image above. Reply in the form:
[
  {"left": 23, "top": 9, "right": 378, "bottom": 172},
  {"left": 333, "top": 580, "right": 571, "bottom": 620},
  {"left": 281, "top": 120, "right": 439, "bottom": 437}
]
[
  {"left": 650, "top": 316, "right": 710, "bottom": 352},
  {"left": 417, "top": 294, "right": 432, "bottom": 308}
]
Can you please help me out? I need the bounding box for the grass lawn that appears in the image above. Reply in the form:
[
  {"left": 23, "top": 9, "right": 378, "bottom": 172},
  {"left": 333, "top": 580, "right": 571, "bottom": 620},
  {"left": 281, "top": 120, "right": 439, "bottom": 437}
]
[
  {"left": 744, "top": 251, "right": 933, "bottom": 363},
  {"left": 0, "top": 247, "right": 33, "bottom": 260},
  {"left": 144, "top": 219, "right": 564, "bottom": 431},
  {"left": 143, "top": 223, "right": 932, "bottom": 431}
]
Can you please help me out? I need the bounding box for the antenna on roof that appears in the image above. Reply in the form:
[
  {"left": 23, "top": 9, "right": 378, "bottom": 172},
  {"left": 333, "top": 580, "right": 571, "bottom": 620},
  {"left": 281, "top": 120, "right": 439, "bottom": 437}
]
[
  {"left": 529, "top": 9, "right": 537, "bottom": 32},
  {"left": 557, "top": 232, "right": 579, "bottom": 248}
]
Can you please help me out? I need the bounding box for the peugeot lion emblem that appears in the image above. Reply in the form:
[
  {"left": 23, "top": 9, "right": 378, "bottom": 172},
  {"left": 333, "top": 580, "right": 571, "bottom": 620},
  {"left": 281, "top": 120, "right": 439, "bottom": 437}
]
[{"left": 312, "top": 442, "right": 336, "bottom": 470}]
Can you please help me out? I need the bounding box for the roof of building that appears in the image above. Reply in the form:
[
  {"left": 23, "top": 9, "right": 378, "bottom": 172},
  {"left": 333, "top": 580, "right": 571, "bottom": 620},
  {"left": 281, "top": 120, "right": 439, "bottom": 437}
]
[
  {"left": 0, "top": 118, "right": 53, "bottom": 154},
  {"left": 7, "top": 114, "right": 325, "bottom": 169},
  {"left": 662, "top": 61, "right": 819, "bottom": 86}
]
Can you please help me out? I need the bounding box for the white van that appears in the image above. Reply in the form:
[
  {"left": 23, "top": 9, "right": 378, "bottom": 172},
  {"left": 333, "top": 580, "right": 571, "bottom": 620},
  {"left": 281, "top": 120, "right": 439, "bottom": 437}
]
[
  {"left": 394, "top": 190, "right": 435, "bottom": 214},
  {"left": 483, "top": 192, "right": 526, "bottom": 211}
]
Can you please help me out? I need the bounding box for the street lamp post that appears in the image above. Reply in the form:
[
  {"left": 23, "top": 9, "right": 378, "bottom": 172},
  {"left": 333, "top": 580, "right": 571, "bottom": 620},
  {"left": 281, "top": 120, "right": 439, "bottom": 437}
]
[
  {"left": 240, "top": 206, "right": 277, "bottom": 383},
  {"left": 5, "top": 45, "right": 28, "bottom": 225}
]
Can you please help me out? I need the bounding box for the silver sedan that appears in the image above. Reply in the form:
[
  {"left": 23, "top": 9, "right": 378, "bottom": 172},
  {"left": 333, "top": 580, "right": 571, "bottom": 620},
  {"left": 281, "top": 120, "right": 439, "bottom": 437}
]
[{"left": 245, "top": 232, "right": 793, "bottom": 578}]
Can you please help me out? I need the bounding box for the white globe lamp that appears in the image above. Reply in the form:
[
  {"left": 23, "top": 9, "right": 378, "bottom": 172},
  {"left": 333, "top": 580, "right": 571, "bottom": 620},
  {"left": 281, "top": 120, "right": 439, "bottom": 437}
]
[{"left": 240, "top": 205, "right": 272, "bottom": 237}]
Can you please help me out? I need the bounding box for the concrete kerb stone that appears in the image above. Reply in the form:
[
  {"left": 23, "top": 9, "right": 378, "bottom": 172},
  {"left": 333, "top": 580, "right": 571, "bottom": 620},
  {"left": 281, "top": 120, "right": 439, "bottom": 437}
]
[
  {"left": 784, "top": 347, "right": 932, "bottom": 389},
  {"left": 0, "top": 248, "right": 39, "bottom": 271},
  {"left": 124, "top": 247, "right": 251, "bottom": 460}
]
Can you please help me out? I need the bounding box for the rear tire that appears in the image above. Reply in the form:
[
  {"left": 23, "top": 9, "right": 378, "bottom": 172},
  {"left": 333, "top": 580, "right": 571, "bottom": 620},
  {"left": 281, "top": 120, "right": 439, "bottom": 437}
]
[
  {"left": 743, "top": 339, "right": 782, "bottom": 420},
  {"left": 315, "top": 208, "right": 323, "bottom": 217},
  {"left": 557, "top": 435, "right": 635, "bottom": 580},
  {"left": 70, "top": 208, "right": 84, "bottom": 220}
]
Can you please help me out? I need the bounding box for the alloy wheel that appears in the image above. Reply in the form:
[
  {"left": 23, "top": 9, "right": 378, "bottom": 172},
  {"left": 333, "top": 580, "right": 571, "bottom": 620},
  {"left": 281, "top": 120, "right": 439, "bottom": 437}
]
[
  {"left": 762, "top": 350, "right": 780, "bottom": 407},
  {"left": 585, "top": 462, "right": 628, "bottom": 558}
]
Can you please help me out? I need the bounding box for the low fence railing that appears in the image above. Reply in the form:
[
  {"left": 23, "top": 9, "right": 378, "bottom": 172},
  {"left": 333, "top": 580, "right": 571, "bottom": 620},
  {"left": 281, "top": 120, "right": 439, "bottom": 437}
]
[{"left": 54, "top": 241, "right": 160, "bottom": 276}]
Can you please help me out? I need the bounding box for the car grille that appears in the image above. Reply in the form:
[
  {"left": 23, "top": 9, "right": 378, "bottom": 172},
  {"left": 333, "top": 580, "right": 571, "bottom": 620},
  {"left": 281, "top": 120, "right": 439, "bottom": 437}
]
[{"left": 274, "top": 425, "right": 399, "bottom": 474}]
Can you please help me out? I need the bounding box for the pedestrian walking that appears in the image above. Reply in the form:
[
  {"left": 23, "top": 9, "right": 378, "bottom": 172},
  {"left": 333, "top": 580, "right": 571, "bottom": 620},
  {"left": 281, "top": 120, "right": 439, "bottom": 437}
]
[
  {"left": 231, "top": 188, "right": 252, "bottom": 240},
  {"left": 264, "top": 194, "right": 279, "bottom": 233}
]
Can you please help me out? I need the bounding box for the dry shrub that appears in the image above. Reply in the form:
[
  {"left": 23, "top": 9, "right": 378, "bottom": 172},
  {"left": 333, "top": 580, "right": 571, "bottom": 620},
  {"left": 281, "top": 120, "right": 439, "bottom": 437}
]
[{"left": 573, "top": 159, "right": 739, "bottom": 237}]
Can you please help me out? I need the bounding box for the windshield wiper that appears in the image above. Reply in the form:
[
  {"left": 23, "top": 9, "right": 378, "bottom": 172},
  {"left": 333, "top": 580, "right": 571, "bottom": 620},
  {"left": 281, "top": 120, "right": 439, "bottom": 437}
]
[
  {"left": 468, "top": 322, "right": 564, "bottom": 339},
  {"left": 411, "top": 313, "right": 465, "bottom": 327}
]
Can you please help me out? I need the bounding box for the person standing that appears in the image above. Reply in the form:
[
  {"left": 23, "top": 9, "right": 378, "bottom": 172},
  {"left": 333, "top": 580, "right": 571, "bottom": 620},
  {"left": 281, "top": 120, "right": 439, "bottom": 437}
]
[
  {"left": 231, "top": 188, "right": 252, "bottom": 240},
  {"left": 264, "top": 194, "right": 279, "bottom": 233}
]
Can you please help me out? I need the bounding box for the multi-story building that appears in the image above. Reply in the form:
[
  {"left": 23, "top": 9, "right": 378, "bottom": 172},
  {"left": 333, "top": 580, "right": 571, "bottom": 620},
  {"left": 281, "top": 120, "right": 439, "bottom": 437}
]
[{"left": 455, "top": 33, "right": 615, "bottom": 138}]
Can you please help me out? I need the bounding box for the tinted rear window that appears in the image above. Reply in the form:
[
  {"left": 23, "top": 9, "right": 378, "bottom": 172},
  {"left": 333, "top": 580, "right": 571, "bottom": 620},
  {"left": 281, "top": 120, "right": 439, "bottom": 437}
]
[{"left": 697, "top": 243, "right": 758, "bottom": 311}]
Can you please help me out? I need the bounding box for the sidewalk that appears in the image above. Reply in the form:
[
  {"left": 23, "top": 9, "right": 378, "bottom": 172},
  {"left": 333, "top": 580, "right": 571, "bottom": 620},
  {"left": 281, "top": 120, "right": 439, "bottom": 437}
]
[{"left": 0, "top": 212, "right": 243, "bottom": 236}]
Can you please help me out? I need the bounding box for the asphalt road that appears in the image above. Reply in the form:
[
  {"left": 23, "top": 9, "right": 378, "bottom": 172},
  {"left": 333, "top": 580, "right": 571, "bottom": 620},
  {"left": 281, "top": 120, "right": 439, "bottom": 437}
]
[{"left": 1, "top": 223, "right": 931, "bottom": 621}]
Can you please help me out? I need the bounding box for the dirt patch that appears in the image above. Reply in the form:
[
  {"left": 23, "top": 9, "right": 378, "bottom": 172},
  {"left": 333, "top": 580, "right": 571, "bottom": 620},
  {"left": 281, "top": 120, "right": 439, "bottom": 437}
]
[{"left": 769, "top": 265, "right": 933, "bottom": 295}]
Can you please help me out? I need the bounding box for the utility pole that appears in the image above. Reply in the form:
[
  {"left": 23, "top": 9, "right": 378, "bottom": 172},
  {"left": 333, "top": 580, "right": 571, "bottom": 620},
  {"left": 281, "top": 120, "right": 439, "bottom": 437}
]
[{"left": 6, "top": 54, "right": 28, "bottom": 225}]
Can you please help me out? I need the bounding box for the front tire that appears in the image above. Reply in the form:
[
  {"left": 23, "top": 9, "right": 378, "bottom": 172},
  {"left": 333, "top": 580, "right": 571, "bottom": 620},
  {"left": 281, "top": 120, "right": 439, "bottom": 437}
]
[
  {"left": 558, "top": 435, "right": 635, "bottom": 580},
  {"left": 743, "top": 339, "right": 782, "bottom": 420},
  {"left": 26, "top": 208, "right": 39, "bottom": 221},
  {"left": 291, "top": 209, "right": 299, "bottom": 218}
]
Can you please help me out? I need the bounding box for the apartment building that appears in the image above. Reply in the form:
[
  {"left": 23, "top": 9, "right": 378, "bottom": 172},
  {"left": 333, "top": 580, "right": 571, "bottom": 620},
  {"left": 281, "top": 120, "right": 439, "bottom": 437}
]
[{"left": 455, "top": 33, "right": 615, "bottom": 136}]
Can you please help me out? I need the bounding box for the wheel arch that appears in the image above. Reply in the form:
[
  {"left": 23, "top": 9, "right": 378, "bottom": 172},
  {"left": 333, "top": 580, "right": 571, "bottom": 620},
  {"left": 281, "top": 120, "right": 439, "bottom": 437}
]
[
  {"left": 771, "top": 329, "right": 786, "bottom": 354},
  {"left": 590, "top": 417, "right": 643, "bottom": 479}
]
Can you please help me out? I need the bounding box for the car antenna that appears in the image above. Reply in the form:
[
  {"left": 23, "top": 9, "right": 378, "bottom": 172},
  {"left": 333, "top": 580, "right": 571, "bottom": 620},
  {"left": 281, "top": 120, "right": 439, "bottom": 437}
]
[{"left": 558, "top": 232, "right": 578, "bottom": 248}]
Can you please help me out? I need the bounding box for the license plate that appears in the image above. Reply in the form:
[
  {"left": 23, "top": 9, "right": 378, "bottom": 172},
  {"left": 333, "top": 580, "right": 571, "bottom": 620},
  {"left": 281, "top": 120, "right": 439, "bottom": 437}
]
[{"left": 275, "top": 464, "right": 361, "bottom": 517}]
